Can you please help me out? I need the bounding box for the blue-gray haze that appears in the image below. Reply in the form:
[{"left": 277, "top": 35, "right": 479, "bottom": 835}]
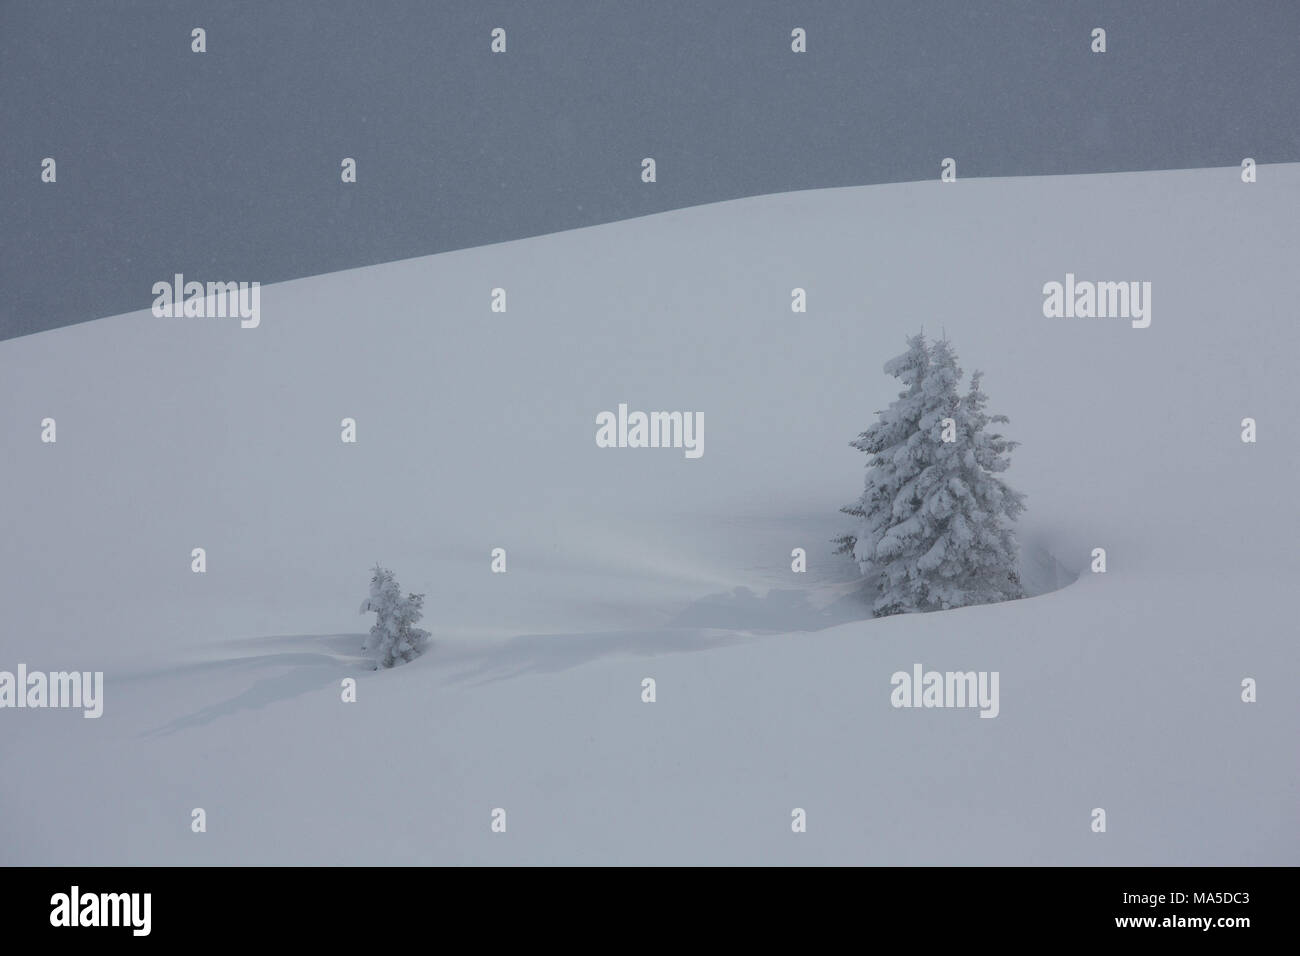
[{"left": 2, "top": 0, "right": 1297, "bottom": 340}]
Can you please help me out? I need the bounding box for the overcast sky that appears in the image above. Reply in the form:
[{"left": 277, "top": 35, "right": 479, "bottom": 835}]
[{"left": 3, "top": 0, "right": 1298, "bottom": 339}]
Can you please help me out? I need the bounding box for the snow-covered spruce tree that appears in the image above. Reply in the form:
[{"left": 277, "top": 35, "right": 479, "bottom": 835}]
[
  {"left": 836, "top": 336, "right": 1025, "bottom": 616},
  {"left": 955, "top": 367, "right": 1027, "bottom": 603},
  {"left": 359, "top": 565, "right": 431, "bottom": 668},
  {"left": 833, "top": 332, "right": 933, "bottom": 585}
]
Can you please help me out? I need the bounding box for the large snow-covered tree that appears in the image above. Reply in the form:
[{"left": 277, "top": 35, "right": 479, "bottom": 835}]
[
  {"left": 359, "top": 565, "right": 431, "bottom": 668},
  {"left": 836, "top": 335, "right": 1026, "bottom": 616},
  {"left": 833, "top": 332, "right": 932, "bottom": 585}
]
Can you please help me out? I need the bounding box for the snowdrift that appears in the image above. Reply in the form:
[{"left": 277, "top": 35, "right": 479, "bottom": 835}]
[{"left": 1, "top": 164, "right": 1296, "bottom": 864}]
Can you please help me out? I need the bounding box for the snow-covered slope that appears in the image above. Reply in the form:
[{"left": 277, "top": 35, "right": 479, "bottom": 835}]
[{"left": 1, "top": 165, "right": 1297, "bottom": 864}]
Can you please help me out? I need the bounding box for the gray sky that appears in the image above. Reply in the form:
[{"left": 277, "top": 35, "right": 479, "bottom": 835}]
[{"left": 3, "top": 0, "right": 1298, "bottom": 340}]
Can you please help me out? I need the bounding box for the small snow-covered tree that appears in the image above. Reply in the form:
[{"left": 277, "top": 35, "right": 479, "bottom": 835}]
[
  {"left": 837, "top": 335, "right": 1025, "bottom": 616},
  {"left": 359, "top": 565, "right": 430, "bottom": 668}
]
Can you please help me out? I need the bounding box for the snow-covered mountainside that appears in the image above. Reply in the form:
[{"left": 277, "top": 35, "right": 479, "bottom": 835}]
[{"left": 2, "top": 165, "right": 1297, "bottom": 864}]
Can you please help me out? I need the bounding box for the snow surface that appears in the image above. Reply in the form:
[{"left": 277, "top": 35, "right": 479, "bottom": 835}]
[{"left": 1, "top": 164, "right": 1297, "bottom": 864}]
